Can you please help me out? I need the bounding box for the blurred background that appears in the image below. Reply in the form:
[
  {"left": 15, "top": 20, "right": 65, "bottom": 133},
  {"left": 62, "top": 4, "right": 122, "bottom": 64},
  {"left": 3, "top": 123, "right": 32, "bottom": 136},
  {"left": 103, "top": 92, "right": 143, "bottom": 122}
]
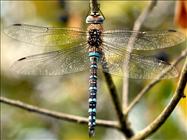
[{"left": 1, "top": 1, "right": 187, "bottom": 140}]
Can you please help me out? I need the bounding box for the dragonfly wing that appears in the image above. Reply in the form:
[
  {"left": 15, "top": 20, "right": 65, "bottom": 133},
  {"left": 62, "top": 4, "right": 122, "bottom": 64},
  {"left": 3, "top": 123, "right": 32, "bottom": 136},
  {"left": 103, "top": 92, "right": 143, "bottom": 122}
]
[
  {"left": 11, "top": 44, "right": 90, "bottom": 75},
  {"left": 101, "top": 44, "right": 178, "bottom": 79},
  {"left": 4, "top": 24, "right": 87, "bottom": 47},
  {"left": 103, "top": 30, "right": 185, "bottom": 51}
]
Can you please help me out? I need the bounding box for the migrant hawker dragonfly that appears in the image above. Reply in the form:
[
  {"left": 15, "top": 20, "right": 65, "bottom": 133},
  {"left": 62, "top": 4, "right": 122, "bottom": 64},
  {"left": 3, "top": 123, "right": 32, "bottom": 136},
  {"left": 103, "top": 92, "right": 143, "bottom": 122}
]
[{"left": 4, "top": 11, "right": 185, "bottom": 137}]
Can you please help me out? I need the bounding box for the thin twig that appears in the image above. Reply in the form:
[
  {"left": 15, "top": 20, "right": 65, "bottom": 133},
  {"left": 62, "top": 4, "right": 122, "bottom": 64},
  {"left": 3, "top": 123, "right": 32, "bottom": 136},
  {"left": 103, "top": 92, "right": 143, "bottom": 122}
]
[
  {"left": 125, "top": 49, "right": 187, "bottom": 114},
  {"left": 0, "top": 96, "right": 119, "bottom": 128},
  {"left": 123, "top": 0, "right": 157, "bottom": 110},
  {"left": 131, "top": 57, "right": 187, "bottom": 140}
]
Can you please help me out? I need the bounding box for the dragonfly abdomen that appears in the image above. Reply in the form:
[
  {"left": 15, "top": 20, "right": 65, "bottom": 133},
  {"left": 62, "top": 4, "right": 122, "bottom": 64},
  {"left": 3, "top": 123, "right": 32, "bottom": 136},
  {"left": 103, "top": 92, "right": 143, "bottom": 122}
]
[{"left": 88, "top": 48, "right": 101, "bottom": 137}]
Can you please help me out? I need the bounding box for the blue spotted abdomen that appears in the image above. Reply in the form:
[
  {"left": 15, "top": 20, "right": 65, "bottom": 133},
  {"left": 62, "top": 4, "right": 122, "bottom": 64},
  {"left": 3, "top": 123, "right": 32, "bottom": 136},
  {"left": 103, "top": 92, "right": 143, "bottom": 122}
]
[{"left": 88, "top": 50, "right": 100, "bottom": 137}]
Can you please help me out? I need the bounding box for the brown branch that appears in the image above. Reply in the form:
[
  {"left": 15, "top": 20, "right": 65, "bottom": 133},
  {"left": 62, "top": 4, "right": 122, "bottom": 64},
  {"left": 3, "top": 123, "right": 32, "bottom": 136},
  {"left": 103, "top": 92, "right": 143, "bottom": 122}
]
[
  {"left": 131, "top": 56, "right": 187, "bottom": 140},
  {"left": 103, "top": 72, "right": 134, "bottom": 138},
  {"left": 123, "top": 0, "right": 158, "bottom": 110},
  {"left": 125, "top": 49, "right": 187, "bottom": 114},
  {"left": 0, "top": 96, "right": 119, "bottom": 129}
]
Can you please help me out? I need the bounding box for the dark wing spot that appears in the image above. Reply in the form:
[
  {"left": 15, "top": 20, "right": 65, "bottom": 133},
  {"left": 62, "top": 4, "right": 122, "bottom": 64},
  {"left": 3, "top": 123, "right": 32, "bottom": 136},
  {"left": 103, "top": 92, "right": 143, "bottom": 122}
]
[
  {"left": 18, "top": 57, "right": 26, "bottom": 61},
  {"left": 13, "top": 24, "right": 22, "bottom": 26},
  {"left": 168, "top": 29, "right": 177, "bottom": 32}
]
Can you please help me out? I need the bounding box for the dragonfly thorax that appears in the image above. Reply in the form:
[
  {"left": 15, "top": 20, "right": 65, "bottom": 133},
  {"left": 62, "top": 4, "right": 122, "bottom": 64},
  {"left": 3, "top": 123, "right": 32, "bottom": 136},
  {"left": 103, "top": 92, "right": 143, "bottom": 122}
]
[{"left": 88, "top": 29, "right": 102, "bottom": 47}]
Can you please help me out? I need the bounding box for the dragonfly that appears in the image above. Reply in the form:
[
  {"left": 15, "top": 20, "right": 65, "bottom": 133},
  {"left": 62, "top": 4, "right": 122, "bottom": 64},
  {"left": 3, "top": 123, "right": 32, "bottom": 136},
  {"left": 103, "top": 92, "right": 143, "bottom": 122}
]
[{"left": 4, "top": 10, "right": 185, "bottom": 137}]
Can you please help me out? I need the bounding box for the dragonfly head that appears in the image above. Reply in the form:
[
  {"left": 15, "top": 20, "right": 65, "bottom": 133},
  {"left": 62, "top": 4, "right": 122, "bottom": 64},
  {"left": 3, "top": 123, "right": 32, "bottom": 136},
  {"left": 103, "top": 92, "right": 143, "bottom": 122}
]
[{"left": 86, "top": 12, "right": 105, "bottom": 24}]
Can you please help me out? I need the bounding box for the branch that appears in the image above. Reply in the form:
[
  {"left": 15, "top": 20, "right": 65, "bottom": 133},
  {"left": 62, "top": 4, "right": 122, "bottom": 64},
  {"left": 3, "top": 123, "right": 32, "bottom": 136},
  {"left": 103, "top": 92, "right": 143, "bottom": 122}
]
[
  {"left": 125, "top": 49, "right": 187, "bottom": 114},
  {"left": 131, "top": 56, "right": 187, "bottom": 140},
  {"left": 103, "top": 72, "right": 134, "bottom": 138},
  {"left": 0, "top": 96, "right": 119, "bottom": 129},
  {"left": 123, "top": 0, "right": 157, "bottom": 110}
]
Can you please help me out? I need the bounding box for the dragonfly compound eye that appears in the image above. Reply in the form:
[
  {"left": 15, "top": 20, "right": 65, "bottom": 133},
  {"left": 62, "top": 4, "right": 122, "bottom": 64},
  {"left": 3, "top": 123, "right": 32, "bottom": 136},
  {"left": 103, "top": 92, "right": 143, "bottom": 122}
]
[{"left": 86, "top": 15, "right": 104, "bottom": 24}]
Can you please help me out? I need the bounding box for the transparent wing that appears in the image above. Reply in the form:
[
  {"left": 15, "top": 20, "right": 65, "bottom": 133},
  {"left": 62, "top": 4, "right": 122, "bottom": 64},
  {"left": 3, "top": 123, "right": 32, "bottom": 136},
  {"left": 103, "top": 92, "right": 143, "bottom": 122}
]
[
  {"left": 103, "top": 30, "right": 185, "bottom": 51},
  {"left": 4, "top": 24, "right": 87, "bottom": 47},
  {"left": 11, "top": 44, "right": 90, "bottom": 75},
  {"left": 101, "top": 44, "right": 178, "bottom": 79}
]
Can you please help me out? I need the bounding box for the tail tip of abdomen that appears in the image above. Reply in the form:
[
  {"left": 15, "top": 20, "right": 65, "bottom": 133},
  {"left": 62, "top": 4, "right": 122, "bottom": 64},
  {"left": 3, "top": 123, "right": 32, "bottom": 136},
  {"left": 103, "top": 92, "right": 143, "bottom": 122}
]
[{"left": 89, "top": 128, "right": 95, "bottom": 137}]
